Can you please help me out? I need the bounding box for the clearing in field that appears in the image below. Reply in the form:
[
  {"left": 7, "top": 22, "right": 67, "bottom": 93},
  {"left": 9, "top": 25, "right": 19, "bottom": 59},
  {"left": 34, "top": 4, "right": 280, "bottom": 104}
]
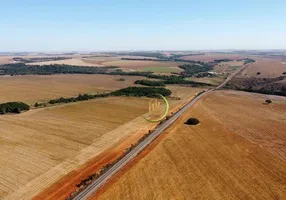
[
  {"left": 185, "top": 76, "right": 226, "bottom": 86},
  {"left": 181, "top": 53, "right": 245, "bottom": 62},
  {"left": 0, "top": 74, "right": 144, "bottom": 104},
  {"left": 94, "top": 90, "right": 286, "bottom": 200},
  {"left": 101, "top": 60, "right": 184, "bottom": 72},
  {"left": 240, "top": 58, "right": 286, "bottom": 78},
  {"left": 213, "top": 60, "right": 245, "bottom": 74}
]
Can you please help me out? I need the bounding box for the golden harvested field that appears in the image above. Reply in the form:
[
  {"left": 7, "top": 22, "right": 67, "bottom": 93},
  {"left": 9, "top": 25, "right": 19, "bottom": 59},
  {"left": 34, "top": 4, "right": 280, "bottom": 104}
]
[
  {"left": 31, "top": 86, "right": 203, "bottom": 200},
  {"left": 25, "top": 56, "right": 159, "bottom": 66},
  {"left": 27, "top": 58, "right": 104, "bottom": 67},
  {"left": 30, "top": 86, "right": 202, "bottom": 200},
  {"left": 0, "top": 55, "right": 85, "bottom": 65},
  {"left": 82, "top": 56, "right": 159, "bottom": 66},
  {"left": 0, "top": 74, "right": 144, "bottom": 104},
  {"left": 95, "top": 90, "right": 286, "bottom": 200},
  {"left": 240, "top": 59, "right": 286, "bottom": 78},
  {"left": 181, "top": 53, "right": 245, "bottom": 62},
  {"left": 0, "top": 97, "right": 152, "bottom": 200},
  {"left": 0, "top": 84, "right": 202, "bottom": 200},
  {"left": 101, "top": 60, "right": 184, "bottom": 71},
  {"left": 82, "top": 57, "right": 120, "bottom": 65}
]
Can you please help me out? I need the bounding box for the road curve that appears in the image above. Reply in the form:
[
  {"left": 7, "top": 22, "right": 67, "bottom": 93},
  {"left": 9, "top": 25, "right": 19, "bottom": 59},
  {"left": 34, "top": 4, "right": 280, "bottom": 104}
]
[{"left": 73, "top": 65, "right": 247, "bottom": 200}]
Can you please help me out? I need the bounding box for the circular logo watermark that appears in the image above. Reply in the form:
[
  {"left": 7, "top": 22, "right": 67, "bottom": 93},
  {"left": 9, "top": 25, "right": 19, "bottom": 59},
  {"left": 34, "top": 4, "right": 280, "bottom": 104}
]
[{"left": 144, "top": 94, "right": 169, "bottom": 123}]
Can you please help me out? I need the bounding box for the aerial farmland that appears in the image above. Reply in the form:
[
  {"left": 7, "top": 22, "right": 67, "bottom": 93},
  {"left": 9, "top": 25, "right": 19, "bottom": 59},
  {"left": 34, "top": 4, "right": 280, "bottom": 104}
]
[{"left": 94, "top": 90, "right": 286, "bottom": 200}]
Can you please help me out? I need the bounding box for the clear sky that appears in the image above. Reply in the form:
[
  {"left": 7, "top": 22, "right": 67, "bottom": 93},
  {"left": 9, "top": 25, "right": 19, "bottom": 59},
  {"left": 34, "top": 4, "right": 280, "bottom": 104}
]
[{"left": 0, "top": 0, "right": 285, "bottom": 51}]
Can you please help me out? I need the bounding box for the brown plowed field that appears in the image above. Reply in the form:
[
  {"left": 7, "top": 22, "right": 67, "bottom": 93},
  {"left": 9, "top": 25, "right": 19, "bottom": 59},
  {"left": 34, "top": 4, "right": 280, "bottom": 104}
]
[
  {"left": 181, "top": 53, "right": 245, "bottom": 62},
  {"left": 0, "top": 56, "right": 13, "bottom": 64},
  {"left": 101, "top": 60, "right": 185, "bottom": 71},
  {"left": 0, "top": 74, "right": 144, "bottom": 104},
  {"left": 240, "top": 59, "right": 286, "bottom": 78},
  {"left": 82, "top": 56, "right": 158, "bottom": 66},
  {"left": 93, "top": 90, "right": 286, "bottom": 200}
]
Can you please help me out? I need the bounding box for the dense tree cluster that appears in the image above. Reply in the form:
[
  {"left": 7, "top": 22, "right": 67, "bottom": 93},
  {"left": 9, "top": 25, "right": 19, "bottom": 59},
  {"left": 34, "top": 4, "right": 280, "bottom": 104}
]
[
  {"left": 213, "top": 59, "right": 233, "bottom": 62},
  {"left": 0, "top": 63, "right": 116, "bottom": 75},
  {"left": 243, "top": 58, "right": 255, "bottom": 65},
  {"left": 121, "top": 58, "right": 163, "bottom": 61},
  {"left": 144, "top": 74, "right": 212, "bottom": 86},
  {"left": 178, "top": 63, "right": 213, "bottom": 77},
  {"left": 194, "top": 72, "right": 216, "bottom": 78},
  {"left": 134, "top": 80, "right": 166, "bottom": 86},
  {"left": 0, "top": 63, "right": 212, "bottom": 87},
  {"left": 0, "top": 102, "right": 30, "bottom": 114},
  {"left": 111, "top": 87, "right": 171, "bottom": 98},
  {"left": 225, "top": 76, "right": 286, "bottom": 96},
  {"left": 185, "top": 118, "right": 200, "bottom": 125},
  {"left": 234, "top": 87, "right": 286, "bottom": 96},
  {"left": 116, "top": 52, "right": 166, "bottom": 59},
  {"left": 109, "top": 69, "right": 152, "bottom": 76},
  {"left": 12, "top": 57, "right": 70, "bottom": 63},
  {"left": 265, "top": 99, "right": 272, "bottom": 104},
  {"left": 164, "top": 77, "right": 210, "bottom": 86}
]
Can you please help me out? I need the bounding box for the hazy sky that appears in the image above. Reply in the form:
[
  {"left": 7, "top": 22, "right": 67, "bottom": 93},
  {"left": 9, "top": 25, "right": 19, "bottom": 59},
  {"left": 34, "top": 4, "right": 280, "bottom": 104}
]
[{"left": 0, "top": 0, "right": 286, "bottom": 51}]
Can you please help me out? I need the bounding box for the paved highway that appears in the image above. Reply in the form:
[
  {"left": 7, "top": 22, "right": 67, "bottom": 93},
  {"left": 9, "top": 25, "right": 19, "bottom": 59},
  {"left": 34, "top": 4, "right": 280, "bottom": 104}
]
[{"left": 73, "top": 65, "right": 247, "bottom": 200}]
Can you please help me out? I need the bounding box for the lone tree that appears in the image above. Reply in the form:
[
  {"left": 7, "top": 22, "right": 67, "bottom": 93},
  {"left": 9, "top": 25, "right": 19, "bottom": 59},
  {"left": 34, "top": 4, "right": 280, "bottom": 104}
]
[
  {"left": 265, "top": 99, "right": 272, "bottom": 104},
  {"left": 185, "top": 118, "right": 200, "bottom": 125}
]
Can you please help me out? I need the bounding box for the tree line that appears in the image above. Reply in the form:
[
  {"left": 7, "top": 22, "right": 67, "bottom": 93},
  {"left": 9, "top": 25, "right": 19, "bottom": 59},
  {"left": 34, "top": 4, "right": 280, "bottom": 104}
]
[
  {"left": 134, "top": 80, "right": 166, "bottom": 86},
  {"left": 144, "top": 74, "right": 213, "bottom": 86},
  {"left": 39, "top": 87, "right": 172, "bottom": 106},
  {"left": 0, "top": 63, "right": 116, "bottom": 75},
  {"left": 12, "top": 57, "right": 70, "bottom": 63}
]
